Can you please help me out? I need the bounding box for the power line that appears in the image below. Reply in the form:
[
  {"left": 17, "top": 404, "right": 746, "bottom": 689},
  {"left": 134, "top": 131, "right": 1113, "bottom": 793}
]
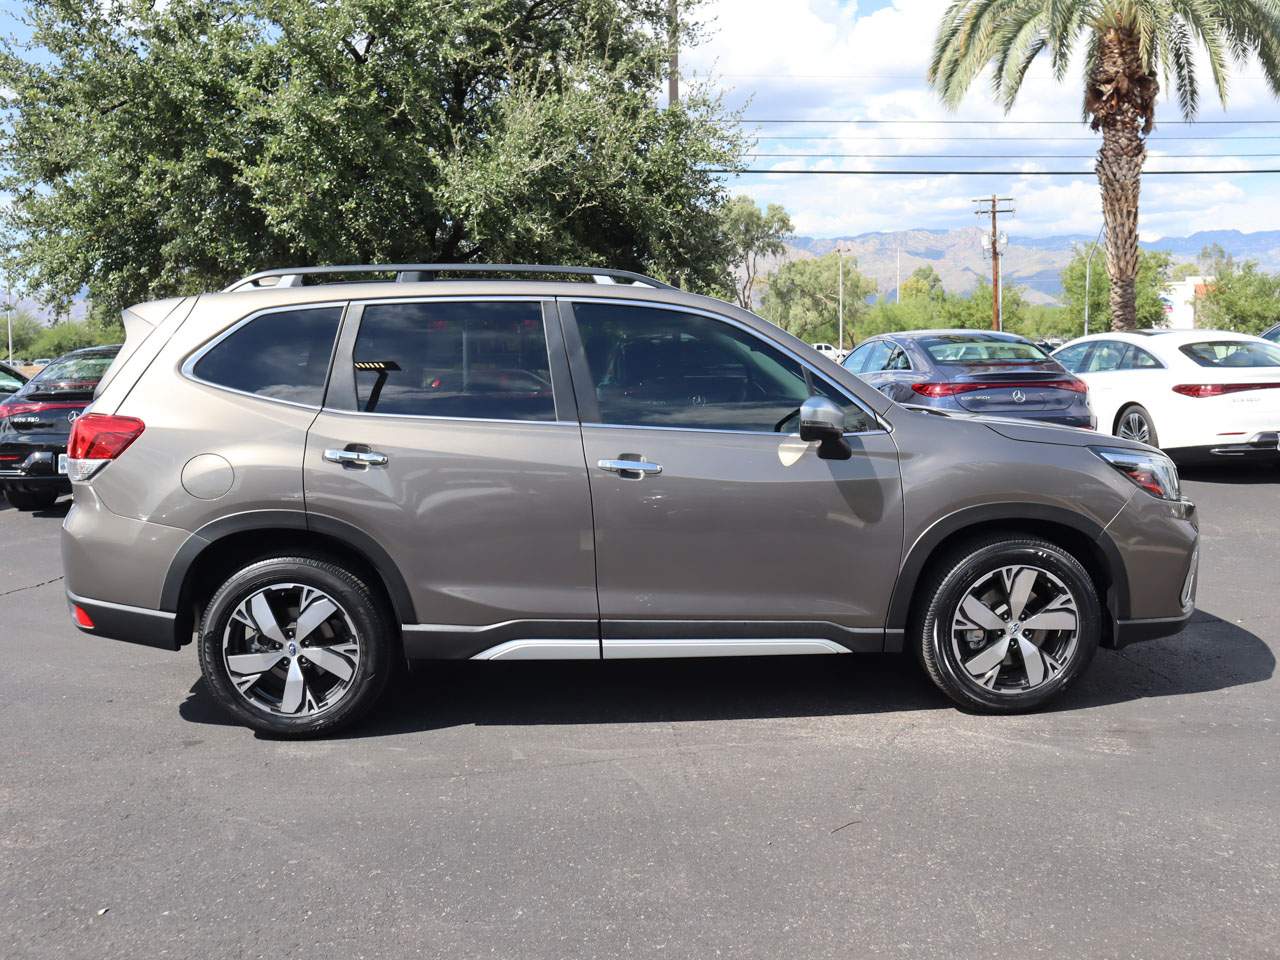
[
  {"left": 742, "top": 117, "right": 1280, "bottom": 125},
  {"left": 712, "top": 167, "right": 1280, "bottom": 175},
  {"left": 746, "top": 152, "right": 1280, "bottom": 158},
  {"left": 747, "top": 135, "right": 1280, "bottom": 142}
]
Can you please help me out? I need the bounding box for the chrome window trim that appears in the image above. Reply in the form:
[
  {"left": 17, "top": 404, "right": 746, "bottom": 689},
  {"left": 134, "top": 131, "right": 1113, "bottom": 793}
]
[
  {"left": 560, "top": 295, "right": 890, "bottom": 435},
  {"left": 314, "top": 407, "right": 581, "bottom": 428},
  {"left": 180, "top": 300, "right": 350, "bottom": 411}
]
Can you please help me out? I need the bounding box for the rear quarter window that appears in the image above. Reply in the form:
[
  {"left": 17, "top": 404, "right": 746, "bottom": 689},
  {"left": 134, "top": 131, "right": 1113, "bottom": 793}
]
[{"left": 190, "top": 306, "right": 343, "bottom": 406}]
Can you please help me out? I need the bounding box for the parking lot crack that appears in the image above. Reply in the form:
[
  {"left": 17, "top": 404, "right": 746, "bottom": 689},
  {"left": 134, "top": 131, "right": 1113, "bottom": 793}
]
[{"left": 0, "top": 576, "right": 63, "bottom": 598}]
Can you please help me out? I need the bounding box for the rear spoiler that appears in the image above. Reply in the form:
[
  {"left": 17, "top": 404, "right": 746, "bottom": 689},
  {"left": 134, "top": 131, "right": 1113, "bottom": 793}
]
[{"left": 94, "top": 296, "right": 189, "bottom": 399}]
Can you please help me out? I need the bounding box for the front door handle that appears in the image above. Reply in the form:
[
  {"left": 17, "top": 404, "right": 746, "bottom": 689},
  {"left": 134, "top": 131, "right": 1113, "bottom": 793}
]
[
  {"left": 597, "top": 457, "right": 663, "bottom": 479},
  {"left": 324, "top": 447, "right": 389, "bottom": 467}
]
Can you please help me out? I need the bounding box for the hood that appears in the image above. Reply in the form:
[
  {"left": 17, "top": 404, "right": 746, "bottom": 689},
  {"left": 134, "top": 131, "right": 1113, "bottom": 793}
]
[{"left": 899, "top": 404, "right": 1152, "bottom": 453}]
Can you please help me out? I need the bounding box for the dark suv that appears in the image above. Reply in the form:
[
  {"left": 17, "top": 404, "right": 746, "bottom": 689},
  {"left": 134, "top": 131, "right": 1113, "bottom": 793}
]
[
  {"left": 60, "top": 265, "right": 1199, "bottom": 736},
  {"left": 1, "top": 345, "right": 120, "bottom": 511}
]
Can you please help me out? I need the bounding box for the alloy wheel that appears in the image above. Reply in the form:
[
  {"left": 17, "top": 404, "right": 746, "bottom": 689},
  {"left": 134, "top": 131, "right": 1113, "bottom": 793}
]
[
  {"left": 949, "top": 565, "right": 1080, "bottom": 695},
  {"left": 221, "top": 582, "right": 361, "bottom": 717},
  {"left": 1117, "top": 411, "right": 1151, "bottom": 444}
]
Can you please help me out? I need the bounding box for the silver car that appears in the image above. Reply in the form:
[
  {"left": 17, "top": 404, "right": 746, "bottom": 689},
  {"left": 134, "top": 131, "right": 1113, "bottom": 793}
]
[{"left": 61, "top": 264, "right": 1199, "bottom": 736}]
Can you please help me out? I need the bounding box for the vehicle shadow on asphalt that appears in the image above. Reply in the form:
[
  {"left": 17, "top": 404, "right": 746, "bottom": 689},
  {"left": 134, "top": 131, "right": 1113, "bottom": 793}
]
[{"left": 177, "top": 609, "right": 1273, "bottom": 738}]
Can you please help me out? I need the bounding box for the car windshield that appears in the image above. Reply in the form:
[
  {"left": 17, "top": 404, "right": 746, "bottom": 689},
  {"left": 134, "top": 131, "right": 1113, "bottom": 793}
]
[
  {"left": 30, "top": 353, "right": 116, "bottom": 385},
  {"left": 920, "top": 335, "right": 1050, "bottom": 364},
  {"left": 1179, "top": 340, "right": 1280, "bottom": 368}
]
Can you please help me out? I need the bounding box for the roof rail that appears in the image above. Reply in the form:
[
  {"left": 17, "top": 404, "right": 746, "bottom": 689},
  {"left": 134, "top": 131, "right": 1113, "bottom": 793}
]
[{"left": 222, "top": 263, "right": 676, "bottom": 293}]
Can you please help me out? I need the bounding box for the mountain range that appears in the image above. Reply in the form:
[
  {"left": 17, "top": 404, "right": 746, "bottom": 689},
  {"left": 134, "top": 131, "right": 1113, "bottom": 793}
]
[{"left": 779, "top": 228, "right": 1280, "bottom": 306}]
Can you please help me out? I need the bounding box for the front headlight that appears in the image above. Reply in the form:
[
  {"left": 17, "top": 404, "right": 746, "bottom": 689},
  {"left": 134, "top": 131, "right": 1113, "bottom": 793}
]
[{"left": 1092, "top": 446, "right": 1182, "bottom": 501}]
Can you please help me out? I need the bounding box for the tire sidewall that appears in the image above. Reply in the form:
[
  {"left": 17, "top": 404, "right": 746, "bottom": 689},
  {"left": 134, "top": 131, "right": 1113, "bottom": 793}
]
[
  {"left": 198, "top": 557, "right": 391, "bottom": 737},
  {"left": 922, "top": 540, "right": 1100, "bottom": 712}
]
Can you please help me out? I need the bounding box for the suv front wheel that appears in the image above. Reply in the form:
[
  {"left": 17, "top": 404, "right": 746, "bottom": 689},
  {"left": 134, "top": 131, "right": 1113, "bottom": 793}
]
[
  {"left": 197, "top": 556, "right": 394, "bottom": 737},
  {"left": 915, "top": 536, "right": 1100, "bottom": 713}
]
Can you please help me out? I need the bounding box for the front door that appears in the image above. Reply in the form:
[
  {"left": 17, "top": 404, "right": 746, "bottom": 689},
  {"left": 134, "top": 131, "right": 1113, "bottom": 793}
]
[
  {"left": 561, "top": 299, "right": 904, "bottom": 658},
  {"left": 305, "top": 297, "right": 598, "bottom": 659}
]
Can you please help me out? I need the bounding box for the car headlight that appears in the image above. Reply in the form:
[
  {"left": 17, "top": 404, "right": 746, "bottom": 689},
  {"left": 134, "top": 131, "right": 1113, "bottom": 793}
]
[{"left": 1092, "top": 446, "right": 1182, "bottom": 501}]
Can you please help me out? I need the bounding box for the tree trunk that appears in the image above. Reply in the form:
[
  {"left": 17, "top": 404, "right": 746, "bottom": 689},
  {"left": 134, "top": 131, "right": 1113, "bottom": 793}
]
[{"left": 1089, "top": 26, "right": 1155, "bottom": 332}]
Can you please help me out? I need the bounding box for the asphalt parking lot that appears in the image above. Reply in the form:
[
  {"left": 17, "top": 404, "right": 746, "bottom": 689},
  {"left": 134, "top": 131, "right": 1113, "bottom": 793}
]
[{"left": 2, "top": 466, "right": 1278, "bottom": 960}]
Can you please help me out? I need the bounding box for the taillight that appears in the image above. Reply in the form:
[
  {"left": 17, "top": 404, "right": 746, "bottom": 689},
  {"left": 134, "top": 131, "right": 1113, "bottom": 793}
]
[
  {"left": 1, "top": 400, "right": 86, "bottom": 418},
  {"left": 1173, "top": 383, "right": 1280, "bottom": 398},
  {"left": 911, "top": 378, "right": 1087, "bottom": 398},
  {"left": 66, "top": 413, "right": 145, "bottom": 481}
]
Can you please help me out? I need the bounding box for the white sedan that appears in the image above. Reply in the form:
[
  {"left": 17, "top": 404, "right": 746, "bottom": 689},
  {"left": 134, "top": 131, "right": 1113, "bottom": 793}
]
[{"left": 1053, "top": 330, "right": 1280, "bottom": 460}]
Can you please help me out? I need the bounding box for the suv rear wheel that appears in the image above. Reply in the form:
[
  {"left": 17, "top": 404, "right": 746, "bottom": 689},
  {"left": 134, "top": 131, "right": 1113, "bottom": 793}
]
[
  {"left": 197, "top": 556, "right": 394, "bottom": 737},
  {"left": 914, "top": 536, "right": 1100, "bottom": 713}
]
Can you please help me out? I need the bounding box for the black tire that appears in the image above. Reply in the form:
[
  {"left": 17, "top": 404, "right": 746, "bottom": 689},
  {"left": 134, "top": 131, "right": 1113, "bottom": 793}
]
[
  {"left": 914, "top": 535, "right": 1101, "bottom": 713},
  {"left": 1115, "top": 404, "right": 1159, "bottom": 448},
  {"left": 5, "top": 489, "right": 59, "bottom": 511},
  {"left": 197, "top": 556, "right": 395, "bottom": 737}
]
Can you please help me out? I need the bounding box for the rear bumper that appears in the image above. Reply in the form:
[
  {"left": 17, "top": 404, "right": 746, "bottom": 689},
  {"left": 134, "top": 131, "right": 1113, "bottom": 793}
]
[
  {"left": 66, "top": 589, "right": 181, "bottom": 651},
  {"left": 0, "top": 449, "right": 70, "bottom": 492}
]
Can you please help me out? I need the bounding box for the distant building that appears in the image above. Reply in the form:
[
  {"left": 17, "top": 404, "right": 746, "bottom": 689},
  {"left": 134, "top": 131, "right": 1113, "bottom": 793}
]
[{"left": 1160, "top": 275, "right": 1214, "bottom": 330}]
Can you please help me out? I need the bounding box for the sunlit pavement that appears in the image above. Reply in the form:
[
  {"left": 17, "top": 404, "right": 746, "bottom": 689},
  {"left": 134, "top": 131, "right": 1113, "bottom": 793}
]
[{"left": 2, "top": 464, "right": 1277, "bottom": 959}]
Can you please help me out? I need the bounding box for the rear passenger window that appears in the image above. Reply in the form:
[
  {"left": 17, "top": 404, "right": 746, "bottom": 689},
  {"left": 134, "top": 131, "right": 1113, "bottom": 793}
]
[
  {"left": 192, "top": 306, "right": 342, "bottom": 406},
  {"left": 352, "top": 301, "right": 555, "bottom": 421}
]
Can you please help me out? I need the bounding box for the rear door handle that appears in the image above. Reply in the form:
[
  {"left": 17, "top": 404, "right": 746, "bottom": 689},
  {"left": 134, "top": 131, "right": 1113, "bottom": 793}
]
[
  {"left": 597, "top": 457, "right": 663, "bottom": 478},
  {"left": 324, "top": 448, "right": 389, "bottom": 467}
]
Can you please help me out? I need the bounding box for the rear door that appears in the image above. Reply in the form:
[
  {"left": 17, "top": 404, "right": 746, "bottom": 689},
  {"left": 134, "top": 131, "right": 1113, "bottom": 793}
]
[
  {"left": 304, "top": 297, "right": 598, "bottom": 659},
  {"left": 561, "top": 298, "right": 904, "bottom": 657}
]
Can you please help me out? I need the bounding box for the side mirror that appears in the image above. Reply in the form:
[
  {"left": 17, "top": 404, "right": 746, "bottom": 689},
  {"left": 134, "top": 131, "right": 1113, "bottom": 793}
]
[{"left": 798, "top": 396, "right": 852, "bottom": 461}]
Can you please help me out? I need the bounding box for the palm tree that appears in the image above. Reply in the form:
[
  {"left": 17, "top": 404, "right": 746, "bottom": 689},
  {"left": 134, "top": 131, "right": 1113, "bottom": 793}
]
[{"left": 928, "top": 2, "right": 1280, "bottom": 330}]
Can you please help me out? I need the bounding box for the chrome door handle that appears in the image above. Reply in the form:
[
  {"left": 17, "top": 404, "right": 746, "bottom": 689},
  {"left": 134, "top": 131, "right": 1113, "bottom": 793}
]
[
  {"left": 324, "top": 448, "right": 389, "bottom": 467},
  {"left": 597, "top": 458, "right": 662, "bottom": 477}
]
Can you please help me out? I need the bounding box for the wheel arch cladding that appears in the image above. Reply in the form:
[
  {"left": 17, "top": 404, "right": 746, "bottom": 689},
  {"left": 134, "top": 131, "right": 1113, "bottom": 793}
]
[
  {"left": 161, "top": 510, "right": 417, "bottom": 645},
  {"left": 886, "top": 503, "right": 1130, "bottom": 645}
]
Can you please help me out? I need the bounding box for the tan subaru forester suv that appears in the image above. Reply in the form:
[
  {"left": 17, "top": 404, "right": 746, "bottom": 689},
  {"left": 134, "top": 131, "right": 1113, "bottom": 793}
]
[{"left": 61, "top": 265, "right": 1199, "bottom": 736}]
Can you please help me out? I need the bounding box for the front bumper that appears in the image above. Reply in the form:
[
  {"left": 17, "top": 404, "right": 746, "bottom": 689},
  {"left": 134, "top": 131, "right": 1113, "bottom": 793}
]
[{"left": 1113, "top": 610, "right": 1196, "bottom": 647}]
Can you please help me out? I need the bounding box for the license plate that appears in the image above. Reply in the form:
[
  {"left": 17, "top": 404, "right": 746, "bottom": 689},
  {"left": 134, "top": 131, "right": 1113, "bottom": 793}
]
[{"left": 57, "top": 454, "right": 68, "bottom": 475}]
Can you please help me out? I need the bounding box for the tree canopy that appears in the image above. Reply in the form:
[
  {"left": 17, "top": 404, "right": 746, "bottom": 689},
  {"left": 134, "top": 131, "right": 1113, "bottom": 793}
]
[
  {"left": 720, "top": 195, "right": 792, "bottom": 309},
  {"left": 761, "top": 253, "right": 875, "bottom": 347},
  {"left": 1, "top": 0, "right": 744, "bottom": 314},
  {"left": 1059, "top": 247, "right": 1172, "bottom": 332}
]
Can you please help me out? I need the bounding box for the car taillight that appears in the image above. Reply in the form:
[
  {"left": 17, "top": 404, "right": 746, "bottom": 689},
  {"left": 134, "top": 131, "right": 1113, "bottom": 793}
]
[
  {"left": 910, "top": 378, "right": 1087, "bottom": 398},
  {"left": 66, "top": 413, "right": 145, "bottom": 481},
  {"left": 1, "top": 400, "right": 86, "bottom": 418},
  {"left": 1172, "top": 383, "right": 1280, "bottom": 398}
]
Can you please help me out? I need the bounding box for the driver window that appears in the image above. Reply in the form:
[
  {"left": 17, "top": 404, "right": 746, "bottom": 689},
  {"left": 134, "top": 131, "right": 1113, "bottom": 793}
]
[{"left": 572, "top": 302, "right": 874, "bottom": 433}]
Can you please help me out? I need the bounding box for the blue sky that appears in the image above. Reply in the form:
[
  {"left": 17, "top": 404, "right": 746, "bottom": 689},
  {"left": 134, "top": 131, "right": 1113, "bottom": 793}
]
[
  {"left": 686, "top": 0, "right": 1280, "bottom": 240},
  {"left": 4, "top": 0, "right": 1278, "bottom": 243}
]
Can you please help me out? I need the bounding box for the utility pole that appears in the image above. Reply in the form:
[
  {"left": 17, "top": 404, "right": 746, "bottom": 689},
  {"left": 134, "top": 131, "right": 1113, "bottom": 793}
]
[
  {"left": 896, "top": 244, "right": 901, "bottom": 303},
  {"left": 974, "top": 194, "right": 1014, "bottom": 330},
  {"left": 837, "top": 244, "right": 844, "bottom": 353},
  {"left": 667, "top": 0, "right": 679, "bottom": 106}
]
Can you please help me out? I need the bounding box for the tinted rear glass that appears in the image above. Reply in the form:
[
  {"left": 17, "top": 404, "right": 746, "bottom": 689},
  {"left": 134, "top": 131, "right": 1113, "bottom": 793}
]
[
  {"left": 1180, "top": 340, "right": 1280, "bottom": 367},
  {"left": 921, "top": 336, "right": 1049, "bottom": 363},
  {"left": 352, "top": 300, "right": 555, "bottom": 421},
  {"left": 192, "top": 307, "right": 342, "bottom": 405}
]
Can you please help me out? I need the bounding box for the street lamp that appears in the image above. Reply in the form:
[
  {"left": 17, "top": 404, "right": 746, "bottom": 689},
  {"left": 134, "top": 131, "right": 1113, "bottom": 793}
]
[
  {"left": 1083, "top": 224, "right": 1105, "bottom": 336},
  {"left": 837, "top": 243, "right": 844, "bottom": 353}
]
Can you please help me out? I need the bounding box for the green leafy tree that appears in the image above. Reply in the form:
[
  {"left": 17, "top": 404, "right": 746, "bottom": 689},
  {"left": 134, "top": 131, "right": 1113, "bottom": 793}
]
[
  {"left": 720, "top": 195, "right": 793, "bottom": 309},
  {"left": 1, "top": 0, "right": 744, "bottom": 314},
  {"left": 761, "top": 253, "right": 875, "bottom": 347},
  {"left": 1060, "top": 247, "right": 1172, "bottom": 332},
  {"left": 1198, "top": 261, "right": 1280, "bottom": 333},
  {"left": 899, "top": 265, "right": 945, "bottom": 302},
  {"left": 928, "top": 0, "right": 1280, "bottom": 331}
]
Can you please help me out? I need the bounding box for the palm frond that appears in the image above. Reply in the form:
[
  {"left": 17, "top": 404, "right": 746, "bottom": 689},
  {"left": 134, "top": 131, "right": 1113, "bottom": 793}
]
[
  {"left": 993, "top": 11, "right": 1052, "bottom": 109},
  {"left": 1172, "top": 0, "right": 1230, "bottom": 110}
]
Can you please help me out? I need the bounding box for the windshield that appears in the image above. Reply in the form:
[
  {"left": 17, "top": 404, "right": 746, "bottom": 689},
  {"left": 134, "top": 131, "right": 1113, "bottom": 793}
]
[
  {"left": 920, "top": 335, "right": 1050, "bottom": 364},
  {"left": 1179, "top": 340, "right": 1280, "bottom": 368}
]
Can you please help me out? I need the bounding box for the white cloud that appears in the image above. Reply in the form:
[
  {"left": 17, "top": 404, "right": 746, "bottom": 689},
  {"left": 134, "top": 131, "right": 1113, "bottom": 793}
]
[{"left": 686, "top": 0, "right": 1280, "bottom": 239}]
